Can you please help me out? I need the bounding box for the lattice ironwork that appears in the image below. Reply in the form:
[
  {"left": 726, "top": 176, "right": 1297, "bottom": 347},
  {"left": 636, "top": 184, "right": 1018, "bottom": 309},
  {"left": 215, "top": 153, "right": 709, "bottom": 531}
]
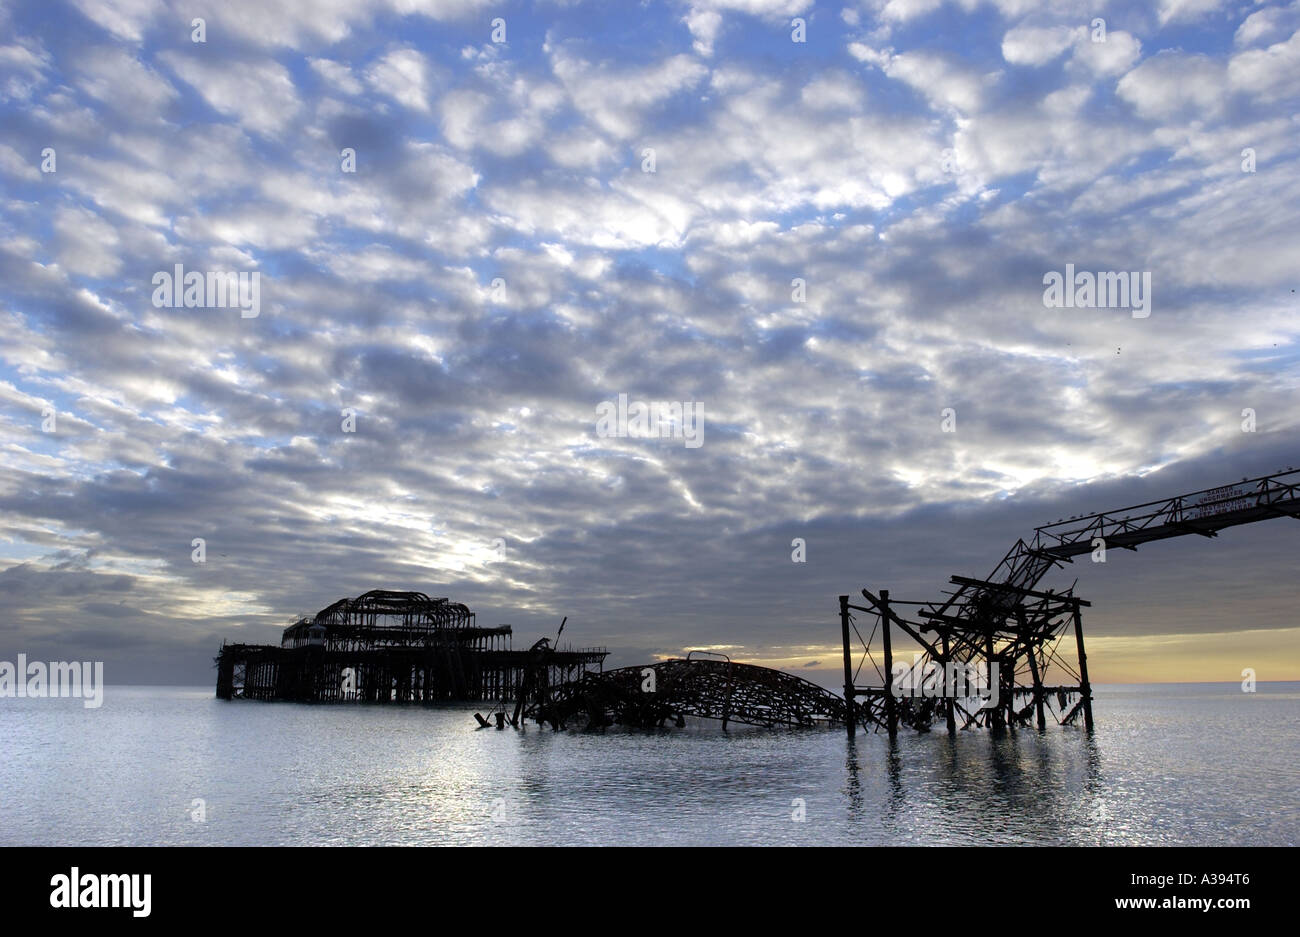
[{"left": 840, "top": 466, "right": 1300, "bottom": 735}]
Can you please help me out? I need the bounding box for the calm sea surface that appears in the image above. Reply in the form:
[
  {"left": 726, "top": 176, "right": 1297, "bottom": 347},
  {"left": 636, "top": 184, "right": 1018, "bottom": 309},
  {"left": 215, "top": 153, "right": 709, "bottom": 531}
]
[{"left": 2, "top": 683, "right": 1296, "bottom": 846}]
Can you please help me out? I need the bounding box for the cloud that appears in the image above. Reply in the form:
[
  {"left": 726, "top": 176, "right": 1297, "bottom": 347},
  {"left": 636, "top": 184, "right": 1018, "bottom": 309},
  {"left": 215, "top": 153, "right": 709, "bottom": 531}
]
[
  {"left": 160, "top": 52, "right": 302, "bottom": 137},
  {"left": 309, "top": 57, "right": 365, "bottom": 96},
  {"left": 74, "top": 47, "right": 177, "bottom": 118},
  {"left": 869, "top": 49, "right": 998, "bottom": 114},
  {"left": 1234, "top": 2, "right": 1300, "bottom": 47},
  {"left": 1227, "top": 29, "right": 1300, "bottom": 103},
  {"left": 365, "top": 47, "right": 434, "bottom": 113},
  {"left": 1116, "top": 51, "right": 1226, "bottom": 121},
  {"left": 1157, "top": 0, "right": 1228, "bottom": 26},
  {"left": 68, "top": 0, "right": 162, "bottom": 43},
  {"left": 1000, "top": 23, "right": 1140, "bottom": 76},
  {"left": 549, "top": 45, "right": 709, "bottom": 138},
  {"left": 1070, "top": 28, "right": 1142, "bottom": 76},
  {"left": 0, "top": 40, "right": 51, "bottom": 102},
  {"left": 53, "top": 205, "right": 122, "bottom": 277},
  {"left": 800, "top": 71, "right": 866, "bottom": 110},
  {"left": 683, "top": 8, "right": 724, "bottom": 57},
  {"left": 1001, "top": 25, "right": 1079, "bottom": 67},
  {"left": 680, "top": 0, "right": 813, "bottom": 55},
  {"left": 0, "top": 142, "right": 41, "bottom": 181}
]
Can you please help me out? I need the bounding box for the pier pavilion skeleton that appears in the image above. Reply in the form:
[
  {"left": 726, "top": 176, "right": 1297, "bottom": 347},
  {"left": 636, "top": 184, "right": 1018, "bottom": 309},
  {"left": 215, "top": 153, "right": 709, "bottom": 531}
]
[
  {"left": 216, "top": 590, "right": 607, "bottom": 703},
  {"left": 839, "top": 467, "right": 1300, "bottom": 735}
]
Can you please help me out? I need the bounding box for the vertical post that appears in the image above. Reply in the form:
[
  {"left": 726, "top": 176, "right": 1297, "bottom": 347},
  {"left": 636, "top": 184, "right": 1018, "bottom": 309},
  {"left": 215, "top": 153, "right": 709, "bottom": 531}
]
[
  {"left": 1018, "top": 608, "right": 1046, "bottom": 730},
  {"left": 986, "top": 632, "right": 1001, "bottom": 729},
  {"left": 940, "top": 631, "right": 956, "bottom": 735},
  {"left": 1027, "top": 648, "right": 1046, "bottom": 730},
  {"left": 216, "top": 645, "right": 233, "bottom": 700},
  {"left": 880, "top": 590, "right": 896, "bottom": 737},
  {"left": 839, "top": 595, "right": 855, "bottom": 737},
  {"left": 1072, "top": 602, "right": 1094, "bottom": 732}
]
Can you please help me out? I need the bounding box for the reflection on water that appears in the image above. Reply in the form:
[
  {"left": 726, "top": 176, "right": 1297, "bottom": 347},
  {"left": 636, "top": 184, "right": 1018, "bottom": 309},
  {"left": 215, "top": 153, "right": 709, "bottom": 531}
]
[{"left": 1, "top": 683, "right": 1295, "bottom": 845}]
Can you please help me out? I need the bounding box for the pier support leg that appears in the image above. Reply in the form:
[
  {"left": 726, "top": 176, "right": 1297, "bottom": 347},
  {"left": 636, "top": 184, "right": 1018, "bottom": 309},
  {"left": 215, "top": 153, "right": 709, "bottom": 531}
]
[
  {"left": 839, "top": 595, "right": 855, "bottom": 737},
  {"left": 215, "top": 645, "right": 234, "bottom": 700},
  {"left": 1072, "top": 603, "right": 1094, "bottom": 732},
  {"left": 941, "top": 633, "right": 956, "bottom": 735},
  {"left": 880, "top": 589, "right": 896, "bottom": 737},
  {"left": 1027, "top": 648, "right": 1046, "bottom": 730},
  {"left": 986, "top": 633, "right": 1002, "bottom": 730}
]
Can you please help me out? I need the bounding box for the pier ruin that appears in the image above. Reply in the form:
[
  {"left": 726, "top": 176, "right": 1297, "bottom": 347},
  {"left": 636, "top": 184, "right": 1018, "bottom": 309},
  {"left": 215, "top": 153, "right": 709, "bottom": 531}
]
[
  {"left": 518, "top": 652, "right": 848, "bottom": 730},
  {"left": 215, "top": 467, "right": 1300, "bottom": 736},
  {"left": 215, "top": 589, "right": 606, "bottom": 703},
  {"left": 840, "top": 466, "right": 1300, "bottom": 735}
]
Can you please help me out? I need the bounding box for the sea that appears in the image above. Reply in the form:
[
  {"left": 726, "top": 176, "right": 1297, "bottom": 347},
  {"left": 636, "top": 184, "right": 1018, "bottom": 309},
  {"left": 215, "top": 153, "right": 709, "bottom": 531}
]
[{"left": 2, "top": 682, "right": 1296, "bottom": 846}]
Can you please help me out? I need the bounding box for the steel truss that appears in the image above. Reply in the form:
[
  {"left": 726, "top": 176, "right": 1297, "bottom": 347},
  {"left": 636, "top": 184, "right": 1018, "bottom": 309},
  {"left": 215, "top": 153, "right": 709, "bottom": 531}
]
[{"left": 840, "top": 466, "right": 1300, "bottom": 735}]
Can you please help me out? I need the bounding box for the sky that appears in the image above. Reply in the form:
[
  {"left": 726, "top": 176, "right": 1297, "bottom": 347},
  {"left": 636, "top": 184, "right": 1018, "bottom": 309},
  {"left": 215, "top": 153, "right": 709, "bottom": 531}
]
[{"left": 0, "top": 0, "right": 1297, "bottom": 687}]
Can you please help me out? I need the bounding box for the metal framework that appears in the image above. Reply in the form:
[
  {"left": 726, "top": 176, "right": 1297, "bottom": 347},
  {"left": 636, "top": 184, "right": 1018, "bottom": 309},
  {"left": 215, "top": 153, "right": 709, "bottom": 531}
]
[
  {"left": 840, "top": 466, "right": 1300, "bottom": 735},
  {"left": 216, "top": 590, "right": 606, "bottom": 703},
  {"left": 282, "top": 590, "right": 483, "bottom": 651},
  {"left": 986, "top": 467, "right": 1300, "bottom": 597},
  {"left": 518, "top": 653, "right": 848, "bottom": 730}
]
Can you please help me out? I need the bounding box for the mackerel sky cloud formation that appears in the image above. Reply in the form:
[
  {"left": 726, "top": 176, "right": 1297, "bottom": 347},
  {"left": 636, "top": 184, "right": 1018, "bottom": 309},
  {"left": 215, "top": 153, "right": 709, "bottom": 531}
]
[{"left": 1, "top": 0, "right": 1297, "bottom": 684}]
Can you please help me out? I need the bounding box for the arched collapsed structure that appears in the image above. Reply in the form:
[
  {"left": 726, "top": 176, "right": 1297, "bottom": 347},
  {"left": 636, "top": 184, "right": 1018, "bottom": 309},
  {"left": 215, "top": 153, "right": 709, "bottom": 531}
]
[{"left": 520, "top": 655, "right": 848, "bottom": 730}]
